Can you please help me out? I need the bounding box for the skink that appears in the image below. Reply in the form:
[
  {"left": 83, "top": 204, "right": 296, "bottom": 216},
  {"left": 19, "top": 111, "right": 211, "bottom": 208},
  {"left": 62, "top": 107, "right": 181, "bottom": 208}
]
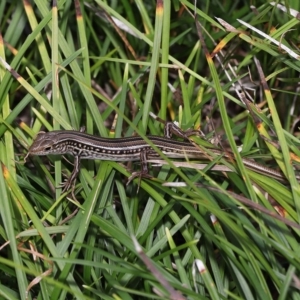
[{"left": 25, "top": 123, "right": 290, "bottom": 192}]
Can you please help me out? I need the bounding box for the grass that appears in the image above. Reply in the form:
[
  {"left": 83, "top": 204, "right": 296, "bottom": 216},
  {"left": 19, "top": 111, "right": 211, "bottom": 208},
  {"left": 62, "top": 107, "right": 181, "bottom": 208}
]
[{"left": 1, "top": 0, "right": 300, "bottom": 299}]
